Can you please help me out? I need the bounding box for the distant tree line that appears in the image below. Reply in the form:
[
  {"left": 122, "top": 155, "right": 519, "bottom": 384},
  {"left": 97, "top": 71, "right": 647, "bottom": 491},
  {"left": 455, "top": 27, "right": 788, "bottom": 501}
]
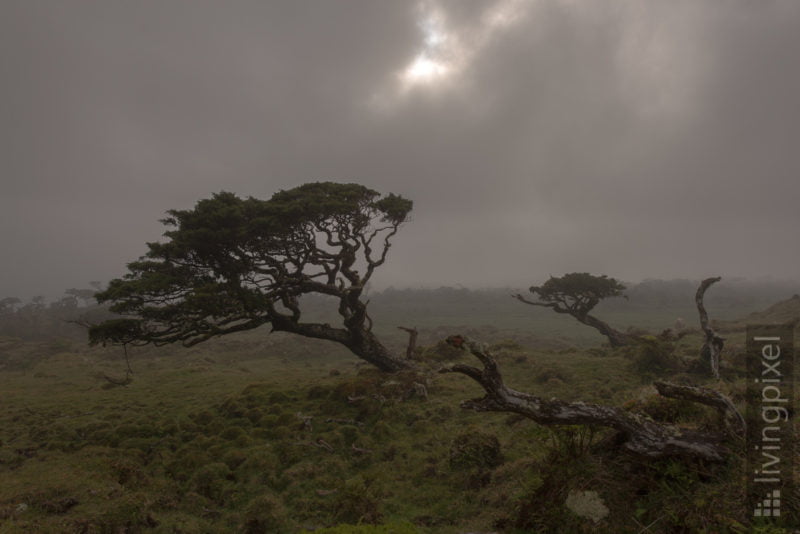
[
  {"left": 3, "top": 279, "right": 796, "bottom": 343},
  {"left": 0, "top": 283, "right": 112, "bottom": 341},
  {"left": 369, "top": 279, "right": 795, "bottom": 314}
]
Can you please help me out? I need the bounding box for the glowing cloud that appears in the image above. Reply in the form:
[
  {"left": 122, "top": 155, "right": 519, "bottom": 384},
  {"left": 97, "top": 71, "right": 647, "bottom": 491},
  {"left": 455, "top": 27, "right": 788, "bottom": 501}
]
[
  {"left": 393, "top": 0, "right": 531, "bottom": 94},
  {"left": 404, "top": 55, "right": 449, "bottom": 84}
]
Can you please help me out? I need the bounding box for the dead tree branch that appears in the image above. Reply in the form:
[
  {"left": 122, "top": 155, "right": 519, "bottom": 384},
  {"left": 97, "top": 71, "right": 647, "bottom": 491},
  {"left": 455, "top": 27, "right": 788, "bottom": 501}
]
[
  {"left": 653, "top": 381, "right": 745, "bottom": 438},
  {"left": 696, "top": 277, "right": 725, "bottom": 378},
  {"left": 439, "top": 335, "right": 729, "bottom": 461}
]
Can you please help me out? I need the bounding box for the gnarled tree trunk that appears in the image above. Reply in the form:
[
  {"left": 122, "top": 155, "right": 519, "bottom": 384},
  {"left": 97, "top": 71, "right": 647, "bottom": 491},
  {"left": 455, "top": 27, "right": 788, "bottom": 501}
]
[
  {"left": 696, "top": 277, "right": 725, "bottom": 379},
  {"left": 576, "top": 313, "right": 631, "bottom": 348},
  {"left": 513, "top": 293, "right": 632, "bottom": 347},
  {"left": 347, "top": 328, "right": 413, "bottom": 373},
  {"left": 440, "top": 335, "right": 738, "bottom": 461},
  {"left": 270, "top": 317, "right": 413, "bottom": 373}
]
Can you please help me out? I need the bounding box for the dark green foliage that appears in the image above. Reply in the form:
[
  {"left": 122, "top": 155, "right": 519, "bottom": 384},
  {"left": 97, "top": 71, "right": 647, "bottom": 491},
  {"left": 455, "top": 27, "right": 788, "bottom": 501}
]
[
  {"left": 307, "top": 522, "right": 420, "bottom": 533},
  {"left": 333, "top": 476, "right": 383, "bottom": 524},
  {"left": 109, "top": 457, "right": 148, "bottom": 487},
  {"left": 517, "top": 273, "right": 631, "bottom": 347},
  {"left": 528, "top": 273, "right": 626, "bottom": 315},
  {"left": 88, "top": 318, "right": 144, "bottom": 347},
  {"left": 241, "top": 494, "right": 291, "bottom": 533},
  {"left": 166, "top": 447, "right": 213, "bottom": 481},
  {"left": 189, "top": 462, "right": 233, "bottom": 502},
  {"left": 545, "top": 426, "right": 600, "bottom": 461},
  {"left": 449, "top": 431, "right": 503, "bottom": 470},
  {"left": 629, "top": 336, "right": 682, "bottom": 377}
]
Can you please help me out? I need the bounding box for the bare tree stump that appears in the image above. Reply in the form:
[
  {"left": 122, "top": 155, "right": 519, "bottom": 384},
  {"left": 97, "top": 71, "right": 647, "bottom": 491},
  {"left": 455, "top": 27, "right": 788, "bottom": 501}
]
[{"left": 397, "top": 326, "right": 418, "bottom": 360}]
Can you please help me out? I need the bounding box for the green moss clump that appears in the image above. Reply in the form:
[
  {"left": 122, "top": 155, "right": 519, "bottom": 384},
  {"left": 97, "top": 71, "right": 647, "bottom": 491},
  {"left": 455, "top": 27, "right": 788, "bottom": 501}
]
[
  {"left": 110, "top": 457, "right": 148, "bottom": 487},
  {"left": 449, "top": 431, "right": 503, "bottom": 470},
  {"left": 333, "top": 476, "right": 383, "bottom": 525},
  {"left": 307, "top": 522, "right": 419, "bottom": 534},
  {"left": 188, "top": 462, "right": 233, "bottom": 503},
  {"left": 222, "top": 449, "right": 248, "bottom": 470},
  {"left": 221, "top": 426, "right": 246, "bottom": 441},
  {"left": 166, "top": 447, "right": 213, "bottom": 481},
  {"left": 245, "top": 408, "right": 263, "bottom": 424},
  {"left": 191, "top": 410, "right": 215, "bottom": 426},
  {"left": 241, "top": 493, "right": 292, "bottom": 533}
]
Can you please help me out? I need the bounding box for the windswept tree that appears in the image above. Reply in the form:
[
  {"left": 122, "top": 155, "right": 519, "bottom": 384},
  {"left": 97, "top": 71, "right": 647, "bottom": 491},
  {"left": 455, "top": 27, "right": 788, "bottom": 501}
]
[
  {"left": 514, "top": 272, "right": 631, "bottom": 347},
  {"left": 90, "top": 182, "right": 414, "bottom": 372}
]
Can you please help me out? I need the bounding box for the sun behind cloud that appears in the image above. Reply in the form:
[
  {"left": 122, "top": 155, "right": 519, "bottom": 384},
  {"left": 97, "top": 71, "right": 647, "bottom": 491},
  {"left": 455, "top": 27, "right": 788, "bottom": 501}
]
[
  {"left": 403, "top": 55, "right": 450, "bottom": 85},
  {"left": 380, "top": 0, "right": 531, "bottom": 105}
]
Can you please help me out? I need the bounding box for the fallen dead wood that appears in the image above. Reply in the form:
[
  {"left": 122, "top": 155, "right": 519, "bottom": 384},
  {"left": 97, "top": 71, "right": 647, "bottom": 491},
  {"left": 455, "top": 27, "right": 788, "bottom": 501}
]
[
  {"left": 440, "top": 335, "right": 733, "bottom": 461},
  {"left": 653, "top": 381, "right": 745, "bottom": 438},
  {"left": 351, "top": 444, "right": 373, "bottom": 455},
  {"left": 326, "top": 417, "right": 364, "bottom": 427},
  {"left": 313, "top": 438, "right": 335, "bottom": 452}
]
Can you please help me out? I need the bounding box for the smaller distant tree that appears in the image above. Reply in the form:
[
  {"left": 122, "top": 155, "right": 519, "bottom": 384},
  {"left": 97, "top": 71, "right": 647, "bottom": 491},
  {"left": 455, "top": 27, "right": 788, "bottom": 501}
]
[
  {"left": 514, "top": 272, "right": 631, "bottom": 347},
  {"left": 30, "top": 296, "right": 46, "bottom": 311},
  {"left": 51, "top": 296, "right": 79, "bottom": 312},
  {"left": 0, "top": 297, "right": 21, "bottom": 315},
  {"left": 65, "top": 288, "right": 97, "bottom": 307}
]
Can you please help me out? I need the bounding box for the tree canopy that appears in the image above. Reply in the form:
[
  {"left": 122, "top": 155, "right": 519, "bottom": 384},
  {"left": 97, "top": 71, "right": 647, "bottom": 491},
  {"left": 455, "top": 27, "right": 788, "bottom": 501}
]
[
  {"left": 525, "top": 273, "right": 625, "bottom": 315},
  {"left": 90, "top": 182, "right": 414, "bottom": 372},
  {"left": 514, "top": 272, "right": 630, "bottom": 347}
]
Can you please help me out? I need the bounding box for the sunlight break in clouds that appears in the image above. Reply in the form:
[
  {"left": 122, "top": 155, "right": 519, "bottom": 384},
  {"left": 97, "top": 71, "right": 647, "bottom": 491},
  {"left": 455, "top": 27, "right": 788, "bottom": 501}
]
[
  {"left": 400, "top": 5, "right": 453, "bottom": 86},
  {"left": 372, "top": 0, "right": 531, "bottom": 107}
]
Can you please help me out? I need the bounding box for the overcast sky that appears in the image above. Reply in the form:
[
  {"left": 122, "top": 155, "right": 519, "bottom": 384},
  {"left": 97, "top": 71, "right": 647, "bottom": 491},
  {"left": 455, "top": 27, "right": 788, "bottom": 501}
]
[{"left": 2, "top": 0, "right": 799, "bottom": 300}]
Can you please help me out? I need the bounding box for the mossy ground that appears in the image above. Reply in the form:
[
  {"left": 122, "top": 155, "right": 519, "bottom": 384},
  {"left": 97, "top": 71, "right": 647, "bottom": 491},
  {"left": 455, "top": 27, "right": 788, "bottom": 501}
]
[{"left": 0, "top": 314, "right": 795, "bottom": 532}]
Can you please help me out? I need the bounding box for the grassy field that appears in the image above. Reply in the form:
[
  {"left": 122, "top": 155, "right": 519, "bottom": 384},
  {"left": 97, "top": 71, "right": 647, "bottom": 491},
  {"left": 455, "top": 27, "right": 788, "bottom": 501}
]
[{"left": 0, "top": 300, "right": 797, "bottom": 532}]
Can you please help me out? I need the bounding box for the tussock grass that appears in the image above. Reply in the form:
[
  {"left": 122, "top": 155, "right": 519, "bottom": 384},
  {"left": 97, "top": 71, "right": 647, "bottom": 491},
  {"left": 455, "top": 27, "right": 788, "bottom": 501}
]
[{"left": 0, "top": 317, "right": 792, "bottom": 533}]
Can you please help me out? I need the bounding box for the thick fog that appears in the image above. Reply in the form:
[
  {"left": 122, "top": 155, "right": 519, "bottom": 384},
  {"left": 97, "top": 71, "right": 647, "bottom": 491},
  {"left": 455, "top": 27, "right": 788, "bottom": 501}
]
[{"left": 2, "top": 1, "right": 799, "bottom": 299}]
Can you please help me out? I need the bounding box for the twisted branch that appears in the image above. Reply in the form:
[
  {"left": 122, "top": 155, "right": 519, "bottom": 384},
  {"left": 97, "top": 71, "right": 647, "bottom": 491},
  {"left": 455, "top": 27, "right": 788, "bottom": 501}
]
[{"left": 440, "top": 335, "right": 731, "bottom": 461}]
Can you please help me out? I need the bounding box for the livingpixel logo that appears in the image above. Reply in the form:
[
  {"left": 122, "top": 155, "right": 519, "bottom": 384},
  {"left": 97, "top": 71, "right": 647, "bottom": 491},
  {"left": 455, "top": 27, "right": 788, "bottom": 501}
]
[
  {"left": 753, "top": 489, "right": 781, "bottom": 518},
  {"left": 746, "top": 325, "right": 796, "bottom": 527}
]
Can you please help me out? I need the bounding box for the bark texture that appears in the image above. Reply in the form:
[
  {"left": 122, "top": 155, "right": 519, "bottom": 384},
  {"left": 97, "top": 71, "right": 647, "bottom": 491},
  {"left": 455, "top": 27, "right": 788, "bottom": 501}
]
[
  {"left": 271, "top": 317, "right": 412, "bottom": 373},
  {"left": 653, "top": 381, "right": 745, "bottom": 438}
]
